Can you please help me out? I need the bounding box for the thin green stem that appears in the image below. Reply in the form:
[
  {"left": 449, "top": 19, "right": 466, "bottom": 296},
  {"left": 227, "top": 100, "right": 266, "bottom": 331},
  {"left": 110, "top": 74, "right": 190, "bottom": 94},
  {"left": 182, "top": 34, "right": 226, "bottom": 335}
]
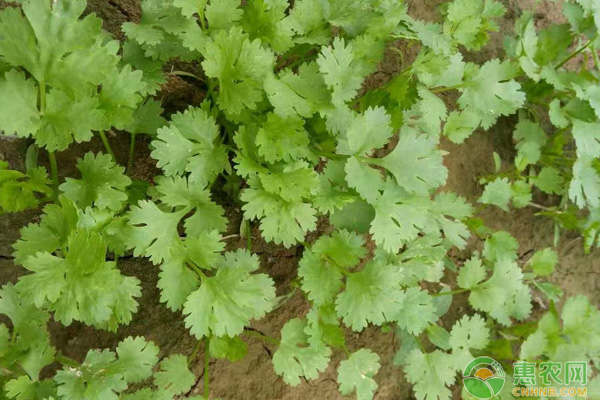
[
  {"left": 243, "top": 329, "right": 280, "bottom": 345},
  {"left": 342, "top": 344, "right": 351, "bottom": 358},
  {"left": 171, "top": 70, "right": 204, "bottom": 82},
  {"left": 204, "top": 336, "right": 210, "bottom": 400},
  {"left": 198, "top": 9, "right": 206, "bottom": 31},
  {"left": 414, "top": 336, "right": 426, "bottom": 352},
  {"left": 314, "top": 150, "right": 348, "bottom": 160},
  {"left": 56, "top": 353, "right": 79, "bottom": 367},
  {"left": 40, "top": 80, "right": 58, "bottom": 193},
  {"left": 555, "top": 38, "right": 595, "bottom": 69},
  {"left": 430, "top": 83, "right": 468, "bottom": 93},
  {"left": 187, "top": 261, "right": 207, "bottom": 279},
  {"left": 246, "top": 219, "right": 252, "bottom": 251},
  {"left": 528, "top": 202, "right": 560, "bottom": 213},
  {"left": 360, "top": 156, "right": 385, "bottom": 167},
  {"left": 99, "top": 130, "right": 115, "bottom": 160},
  {"left": 205, "top": 79, "right": 217, "bottom": 102},
  {"left": 321, "top": 254, "right": 351, "bottom": 277},
  {"left": 48, "top": 151, "right": 58, "bottom": 192},
  {"left": 39, "top": 80, "right": 46, "bottom": 113},
  {"left": 127, "top": 132, "right": 136, "bottom": 174},
  {"left": 431, "top": 288, "right": 469, "bottom": 297},
  {"left": 188, "top": 339, "right": 202, "bottom": 366}
]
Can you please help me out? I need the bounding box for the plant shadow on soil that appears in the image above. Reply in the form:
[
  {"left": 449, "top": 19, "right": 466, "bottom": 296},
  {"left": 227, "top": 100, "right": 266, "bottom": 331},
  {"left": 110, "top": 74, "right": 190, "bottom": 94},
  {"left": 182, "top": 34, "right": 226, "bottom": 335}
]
[{"left": 0, "top": 0, "right": 599, "bottom": 399}]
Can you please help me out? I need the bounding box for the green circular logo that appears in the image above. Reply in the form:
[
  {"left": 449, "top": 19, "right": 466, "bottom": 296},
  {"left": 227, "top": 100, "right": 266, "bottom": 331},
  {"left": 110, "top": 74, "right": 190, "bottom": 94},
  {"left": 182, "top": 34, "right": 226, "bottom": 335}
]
[{"left": 463, "top": 357, "right": 505, "bottom": 399}]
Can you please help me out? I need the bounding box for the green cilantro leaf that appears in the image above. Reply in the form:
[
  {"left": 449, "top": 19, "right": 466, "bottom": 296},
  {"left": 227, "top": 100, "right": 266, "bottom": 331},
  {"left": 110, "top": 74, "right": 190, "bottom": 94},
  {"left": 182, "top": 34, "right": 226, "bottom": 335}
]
[
  {"left": 337, "top": 349, "right": 381, "bottom": 400},
  {"left": 317, "top": 37, "right": 363, "bottom": 105},
  {"left": 457, "top": 256, "right": 486, "bottom": 289},
  {"left": 183, "top": 250, "right": 276, "bottom": 338},
  {"left": 381, "top": 131, "right": 448, "bottom": 194},
  {"left": 469, "top": 258, "right": 532, "bottom": 326},
  {"left": 127, "top": 200, "right": 187, "bottom": 264},
  {"left": 335, "top": 259, "right": 404, "bottom": 331},
  {"left": 444, "top": 0, "right": 506, "bottom": 50},
  {"left": 98, "top": 65, "right": 146, "bottom": 130},
  {"left": 60, "top": 152, "right": 131, "bottom": 212},
  {"left": 151, "top": 106, "right": 229, "bottom": 187},
  {"left": 241, "top": 179, "right": 317, "bottom": 247},
  {"left": 264, "top": 62, "right": 330, "bottom": 119},
  {"left": 569, "top": 156, "right": 600, "bottom": 209},
  {"left": 458, "top": 59, "right": 525, "bottom": 129},
  {"left": 572, "top": 119, "right": 600, "bottom": 158},
  {"left": 241, "top": 0, "right": 293, "bottom": 53},
  {"left": 449, "top": 314, "right": 490, "bottom": 351},
  {"left": 0, "top": 162, "right": 52, "bottom": 213},
  {"left": 202, "top": 27, "right": 274, "bottom": 115},
  {"left": 5, "top": 376, "right": 56, "bottom": 400},
  {"left": 18, "top": 230, "right": 141, "bottom": 330},
  {"left": 0, "top": 70, "right": 40, "bottom": 137},
  {"left": 479, "top": 177, "right": 512, "bottom": 211},
  {"left": 528, "top": 248, "right": 558, "bottom": 276},
  {"left": 534, "top": 166, "right": 565, "bottom": 195},
  {"left": 344, "top": 156, "right": 384, "bottom": 203},
  {"left": 153, "top": 354, "right": 196, "bottom": 396},
  {"left": 210, "top": 335, "right": 248, "bottom": 362},
  {"left": 55, "top": 349, "right": 126, "bottom": 399},
  {"left": 339, "top": 107, "right": 393, "bottom": 156},
  {"left": 482, "top": 230, "right": 519, "bottom": 263},
  {"left": 158, "top": 255, "right": 200, "bottom": 311},
  {"left": 113, "top": 337, "right": 160, "bottom": 383},
  {"left": 12, "top": 196, "right": 79, "bottom": 264},
  {"left": 397, "top": 288, "right": 438, "bottom": 335},
  {"left": 205, "top": 0, "right": 243, "bottom": 32},
  {"left": 448, "top": 313, "right": 490, "bottom": 369},
  {"left": 443, "top": 110, "right": 480, "bottom": 144},
  {"left": 405, "top": 349, "right": 457, "bottom": 400},
  {"left": 37, "top": 89, "right": 104, "bottom": 151},
  {"left": 299, "top": 230, "right": 365, "bottom": 306},
  {"left": 256, "top": 113, "right": 310, "bottom": 163},
  {"left": 272, "top": 318, "right": 331, "bottom": 386},
  {"left": 154, "top": 175, "right": 227, "bottom": 235},
  {"left": 520, "top": 330, "right": 548, "bottom": 360}
]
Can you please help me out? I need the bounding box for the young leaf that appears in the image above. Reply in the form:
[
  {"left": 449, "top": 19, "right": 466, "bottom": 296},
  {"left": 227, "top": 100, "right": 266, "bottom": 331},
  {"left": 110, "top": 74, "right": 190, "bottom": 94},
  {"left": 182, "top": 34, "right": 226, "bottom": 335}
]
[
  {"left": 335, "top": 259, "right": 404, "bottom": 331},
  {"left": 153, "top": 354, "right": 195, "bottom": 396},
  {"left": 113, "top": 337, "right": 160, "bottom": 383},
  {"left": 528, "top": 248, "right": 558, "bottom": 276},
  {"left": 381, "top": 131, "right": 448, "bottom": 195},
  {"left": 405, "top": 349, "right": 457, "bottom": 400},
  {"left": 150, "top": 107, "right": 229, "bottom": 187},
  {"left": 337, "top": 349, "right": 381, "bottom": 400},
  {"left": 201, "top": 27, "right": 275, "bottom": 115},
  {"left": 458, "top": 59, "right": 525, "bottom": 129},
  {"left": 317, "top": 37, "right": 363, "bottom": 105},
  {"left": 60, "top": 152, "right": 131, "bottom": 212},
  {"left": 0, "top": 162, "right": 52, "bottom": 213},
  {"left": 272, "top": 318, "right": 331, "bottom": 386},
  {"left": 127, "top": 200, "right": 187, "bottom": 264},
  {"left": 0, "top": 70, "right": 40, "bottom": 137},
  {"left": 183, "top": 250, "right": 276, "bottom": 338}
]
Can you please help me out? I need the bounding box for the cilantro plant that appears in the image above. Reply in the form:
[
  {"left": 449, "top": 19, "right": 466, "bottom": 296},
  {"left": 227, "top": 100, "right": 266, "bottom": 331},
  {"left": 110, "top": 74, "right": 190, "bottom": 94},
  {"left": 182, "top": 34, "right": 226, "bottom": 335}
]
[
  {"left": 476, "top": 2, "right": 600, "bottom": 252},
  {"left": 1, "top": 0, "right": 600, "bottom": 399}
]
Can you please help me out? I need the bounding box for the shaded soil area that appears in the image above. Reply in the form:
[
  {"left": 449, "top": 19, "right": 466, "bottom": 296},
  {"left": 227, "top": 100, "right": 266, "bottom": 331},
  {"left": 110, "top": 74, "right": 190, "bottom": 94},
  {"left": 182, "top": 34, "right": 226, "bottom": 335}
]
[{"left": 0, "top": 1, "right": 598, "bottom": 399}]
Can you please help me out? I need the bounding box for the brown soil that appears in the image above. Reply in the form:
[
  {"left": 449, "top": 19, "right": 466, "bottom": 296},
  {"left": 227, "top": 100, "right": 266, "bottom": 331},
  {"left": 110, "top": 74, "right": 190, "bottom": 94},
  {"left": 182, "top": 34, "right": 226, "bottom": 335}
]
[{"left": 0, "top": 1, "right": 598, "bottom": 400}]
